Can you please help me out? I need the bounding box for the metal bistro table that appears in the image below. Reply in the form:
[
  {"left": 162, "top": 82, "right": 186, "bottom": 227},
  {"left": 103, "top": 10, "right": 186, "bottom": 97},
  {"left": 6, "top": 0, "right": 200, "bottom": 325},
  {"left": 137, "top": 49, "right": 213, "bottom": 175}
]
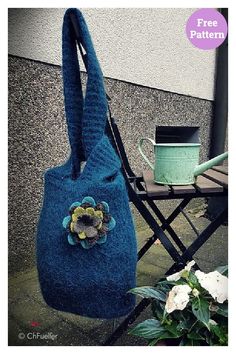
[{"left": 104, "top": 119, "right": 228, "bottom": 345}]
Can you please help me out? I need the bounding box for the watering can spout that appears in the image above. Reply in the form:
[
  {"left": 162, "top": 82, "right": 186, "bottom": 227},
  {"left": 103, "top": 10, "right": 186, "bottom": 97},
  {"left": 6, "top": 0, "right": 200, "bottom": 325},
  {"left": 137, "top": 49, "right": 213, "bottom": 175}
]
[{"left": 194, "top": 151, "right": 228, "bottom": 177}]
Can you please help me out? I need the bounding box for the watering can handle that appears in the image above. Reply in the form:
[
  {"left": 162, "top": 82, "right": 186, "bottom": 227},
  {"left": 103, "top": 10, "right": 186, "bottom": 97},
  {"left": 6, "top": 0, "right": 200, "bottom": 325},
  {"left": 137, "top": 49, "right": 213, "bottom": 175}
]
[{"left": 138, "top": 138, "right": 155, "bottom": 170}]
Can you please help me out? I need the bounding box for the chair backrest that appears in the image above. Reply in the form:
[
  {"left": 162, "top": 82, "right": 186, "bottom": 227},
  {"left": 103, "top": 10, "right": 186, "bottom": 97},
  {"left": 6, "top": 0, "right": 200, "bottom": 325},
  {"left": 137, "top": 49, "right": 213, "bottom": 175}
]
[{"left": 106, "top": 116, "right": 136, "bottom": 178}]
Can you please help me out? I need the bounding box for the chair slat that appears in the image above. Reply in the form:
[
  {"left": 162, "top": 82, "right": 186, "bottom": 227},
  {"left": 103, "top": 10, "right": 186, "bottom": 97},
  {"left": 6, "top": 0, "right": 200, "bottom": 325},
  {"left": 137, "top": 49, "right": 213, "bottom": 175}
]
[
  {"left": 171, "top": 185, "right": 196, "bottom": 194},
  {"left": 195, "top": 175, "right": 224, "bottom": 193},
  {"left": 212, "top": 166, "right": 228, "bottom": 175},
  {"left": 143, "top": 171, "right": 170, "bottom": 197},
  {"left": 202, "top": 169, "right": 228, "bottom": 188}
]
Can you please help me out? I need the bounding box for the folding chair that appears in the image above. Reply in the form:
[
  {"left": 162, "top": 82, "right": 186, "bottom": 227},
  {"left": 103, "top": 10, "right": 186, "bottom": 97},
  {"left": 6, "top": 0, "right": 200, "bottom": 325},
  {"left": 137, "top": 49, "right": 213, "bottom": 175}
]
[{"left": 69, "top": 15, "right": 228, "bottom": 345}]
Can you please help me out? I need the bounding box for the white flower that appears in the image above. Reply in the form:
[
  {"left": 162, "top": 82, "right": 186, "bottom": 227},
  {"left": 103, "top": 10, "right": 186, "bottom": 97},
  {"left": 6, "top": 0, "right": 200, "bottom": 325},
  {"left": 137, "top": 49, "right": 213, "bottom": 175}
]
[
  {"left": 165, "top": 284, "right": 192, "bottom": 313},
  {"left": 209, "top": 319, "right": 217, "bottom": 326},
  {"left": 195, "top": 270, "right": 228, "bottom": 303},
  {"left": 166, "top": 260, "right": 195, "bottom": 281},
  {"left": 192, "top": 288, "right": 200, "bottom": 297}
]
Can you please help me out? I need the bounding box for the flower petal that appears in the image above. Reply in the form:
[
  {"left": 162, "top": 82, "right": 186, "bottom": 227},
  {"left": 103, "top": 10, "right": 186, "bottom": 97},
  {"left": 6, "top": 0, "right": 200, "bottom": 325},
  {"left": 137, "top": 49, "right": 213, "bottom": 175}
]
[
  {"left": 81, "top": 196, "right": 96, "bottom": 206},
  {"left": 165, "top": 284, "right": 192, "bottom": 313},
  {"left": 97, "top": 222, "right": 103, "bottom": 230},
  {"left": 69, "top": 202, "right": 81, "bottom": 210},
  {"left": 68, "top": 234, "right": 78, "bottom": 245},
  {"left": 195, "top": 270, "right": 228, "bottom": 303},
  {"left": 73, "top": 207, "right": 85, "bottom": 216},
  {"left": 97, "top": 235, "right": 107, "bottom": 244},
  {"left": 74, "top": 222, "right": 86, "bottom": 233},
  {"left": 107, "top": 217, "right": 116, "bottom": 231},
  {"left": 185, "top": 260, "right": 196, "bottom": 272},
  {"left": 85, "top": 207, "right": 95, "bottom": 216},
  {"left": 70, "top": 222, "right": 75, "bottom": 232},
  {"left": 101, "top": 201, "right": 109, "bottom": 213},
  {"left": 85, "top": 226, "right": 98, "bottom": 238},
  {"left": 166, "top": 260, "right": 195, "bottom": 281},
  {"left": 94, "top": 210, "right": 103, "bottom": 219},
  {"left": 78, "top": 231, "right": 86, "bottom": 239},
  {"left": 62, "top": 216, "right": 71, "bottom": 229},
  {"left": 166, "top": 272, "right": 181, "bottom": 282},
  {"left": 72, "top": 214, "right": 78, "bottom": 222},
  {"left": 92, "top": 217, "right": 101, "bottom": 227},
  {"left": 80, "top": 240, "right": 93, "bottom": 249}
]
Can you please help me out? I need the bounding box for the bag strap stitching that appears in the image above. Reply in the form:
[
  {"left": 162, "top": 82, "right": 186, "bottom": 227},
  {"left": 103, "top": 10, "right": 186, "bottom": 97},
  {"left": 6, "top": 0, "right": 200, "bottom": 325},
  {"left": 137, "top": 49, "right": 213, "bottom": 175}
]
[{"left": 62, "top": 9, "right": 108, "bottom": 178}]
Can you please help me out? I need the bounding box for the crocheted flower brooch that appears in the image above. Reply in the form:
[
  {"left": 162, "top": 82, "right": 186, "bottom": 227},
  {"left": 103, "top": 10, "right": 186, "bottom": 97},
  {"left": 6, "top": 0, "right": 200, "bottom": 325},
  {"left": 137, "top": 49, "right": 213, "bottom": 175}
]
[{"left": 62, "top": 196, "right": 116, "bottom": 249}]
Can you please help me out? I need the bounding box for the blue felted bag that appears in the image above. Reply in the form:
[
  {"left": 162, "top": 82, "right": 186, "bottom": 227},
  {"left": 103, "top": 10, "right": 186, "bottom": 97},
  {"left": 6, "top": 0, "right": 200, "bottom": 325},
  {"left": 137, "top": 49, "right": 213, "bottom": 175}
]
[{"left": 36, "top": 8, "right": 137, "bottom": 319}]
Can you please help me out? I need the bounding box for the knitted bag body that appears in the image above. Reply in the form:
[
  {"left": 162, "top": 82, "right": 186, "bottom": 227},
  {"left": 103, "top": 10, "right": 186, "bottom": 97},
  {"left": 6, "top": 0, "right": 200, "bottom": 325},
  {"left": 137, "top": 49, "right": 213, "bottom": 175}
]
[{"left": 36, "top": 8, "right": 137, "bottom": 319}]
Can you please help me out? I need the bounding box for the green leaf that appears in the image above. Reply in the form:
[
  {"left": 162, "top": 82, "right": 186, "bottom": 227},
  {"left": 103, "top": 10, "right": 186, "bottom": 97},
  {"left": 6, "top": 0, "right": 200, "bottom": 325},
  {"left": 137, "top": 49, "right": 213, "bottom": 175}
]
[
  {"left": 192, "top": 297, "right": 210, "bottom": 328},
  {"left": 176, "top": 317, "right": 194, "bottom": 332},
  {"left": 176, "top": 320, "right": 188, "bottom": 332},
  {"left": 171, "top": 310, "right": 182, "bottom": 321},
  {"left": 155, "top": 280, "right": 177, "bottom": 287},
  {"left": 179, "top": 337, "right": 187, "bottom": 346},
  {"left": 156, "top": 284, "right": 172, "bottom": 294},
  {"left": 210, "top": 323, "right": 228, "bottom": 345},
  {"left": 151, "top": 300, "right": 164, "bottom": 320},
  {"left": 216, "top": 303, "right": 228, "bottom": 318},
  {"left": 205, "top": 332, "right": 214, "bottom": 346},
  {"left": 215, "top": 265, "right": 228, "bottom": 277},
  {"left": 148, "top": 338, "right": 160, "bottom": 346},
  {"left": 192, "top": 321, "right": 205, "bottom": 333},
  {"left": 188, "top": 272, "right": 200, "bottom": 288},
  {"left": 128, "top": 286, "right": 166, "bottom": 302},
  {"left": 165, "top": 322, "right": 181, "bottom": 336},
  {"left": 128, "top": 319, "right": 166, "bottom": 339},
  {"left": 187, "top": 332, "right": 204, "bottom": 340},
  {"left": 180, "top": 338, "right": 202, "bottom": 346},
  {"left": 158, "top": 331, "right": 181, "bottom": 341}
]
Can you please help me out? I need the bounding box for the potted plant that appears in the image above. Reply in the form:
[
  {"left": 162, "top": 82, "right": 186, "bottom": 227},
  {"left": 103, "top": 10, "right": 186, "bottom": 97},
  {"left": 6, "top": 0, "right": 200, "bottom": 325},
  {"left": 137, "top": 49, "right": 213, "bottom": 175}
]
[{"left": 128, "top": 262, "right": 228, "bottom": 346}]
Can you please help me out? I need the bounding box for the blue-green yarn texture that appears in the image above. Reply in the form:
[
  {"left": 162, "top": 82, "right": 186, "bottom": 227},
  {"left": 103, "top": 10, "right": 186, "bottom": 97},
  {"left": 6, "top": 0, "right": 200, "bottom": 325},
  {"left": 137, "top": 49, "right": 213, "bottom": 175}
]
[{"left": 36, "top": 8, "right": 137, "bottom": 319}]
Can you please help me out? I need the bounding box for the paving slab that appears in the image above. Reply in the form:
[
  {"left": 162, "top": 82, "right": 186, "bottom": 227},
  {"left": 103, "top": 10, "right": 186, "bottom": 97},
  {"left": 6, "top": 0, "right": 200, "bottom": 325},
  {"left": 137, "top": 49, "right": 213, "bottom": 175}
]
[{"left": 9, "top": 295, "right": 60, "bottom": 332}]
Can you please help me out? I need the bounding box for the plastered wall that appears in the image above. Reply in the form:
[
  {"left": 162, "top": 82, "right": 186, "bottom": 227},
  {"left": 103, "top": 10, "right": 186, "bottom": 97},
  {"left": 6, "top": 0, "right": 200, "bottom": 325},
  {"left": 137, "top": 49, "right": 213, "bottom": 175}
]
[{"left": 8, "top": 8, "right": 216, "bottom": 100}]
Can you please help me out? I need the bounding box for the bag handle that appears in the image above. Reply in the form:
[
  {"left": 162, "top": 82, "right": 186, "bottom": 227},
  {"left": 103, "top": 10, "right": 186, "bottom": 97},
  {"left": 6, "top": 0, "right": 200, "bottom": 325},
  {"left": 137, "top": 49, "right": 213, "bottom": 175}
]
[{"left": 62, "top": 9, "right": 108, "bottom": 178}]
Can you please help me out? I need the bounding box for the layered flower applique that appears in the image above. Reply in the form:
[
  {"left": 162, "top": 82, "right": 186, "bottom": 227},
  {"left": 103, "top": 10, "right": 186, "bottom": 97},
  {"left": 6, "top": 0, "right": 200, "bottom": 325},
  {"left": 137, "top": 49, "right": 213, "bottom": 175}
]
[{"left": 62, "top": 196, "right": 116, "bottom": 249}]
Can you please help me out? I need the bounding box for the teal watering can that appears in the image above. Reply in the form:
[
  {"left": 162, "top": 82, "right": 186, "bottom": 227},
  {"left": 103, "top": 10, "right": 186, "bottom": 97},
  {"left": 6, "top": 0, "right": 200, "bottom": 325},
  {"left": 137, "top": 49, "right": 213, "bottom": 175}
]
[{"left": 138, "top": 138, "right": 228, "bottom": 185}]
